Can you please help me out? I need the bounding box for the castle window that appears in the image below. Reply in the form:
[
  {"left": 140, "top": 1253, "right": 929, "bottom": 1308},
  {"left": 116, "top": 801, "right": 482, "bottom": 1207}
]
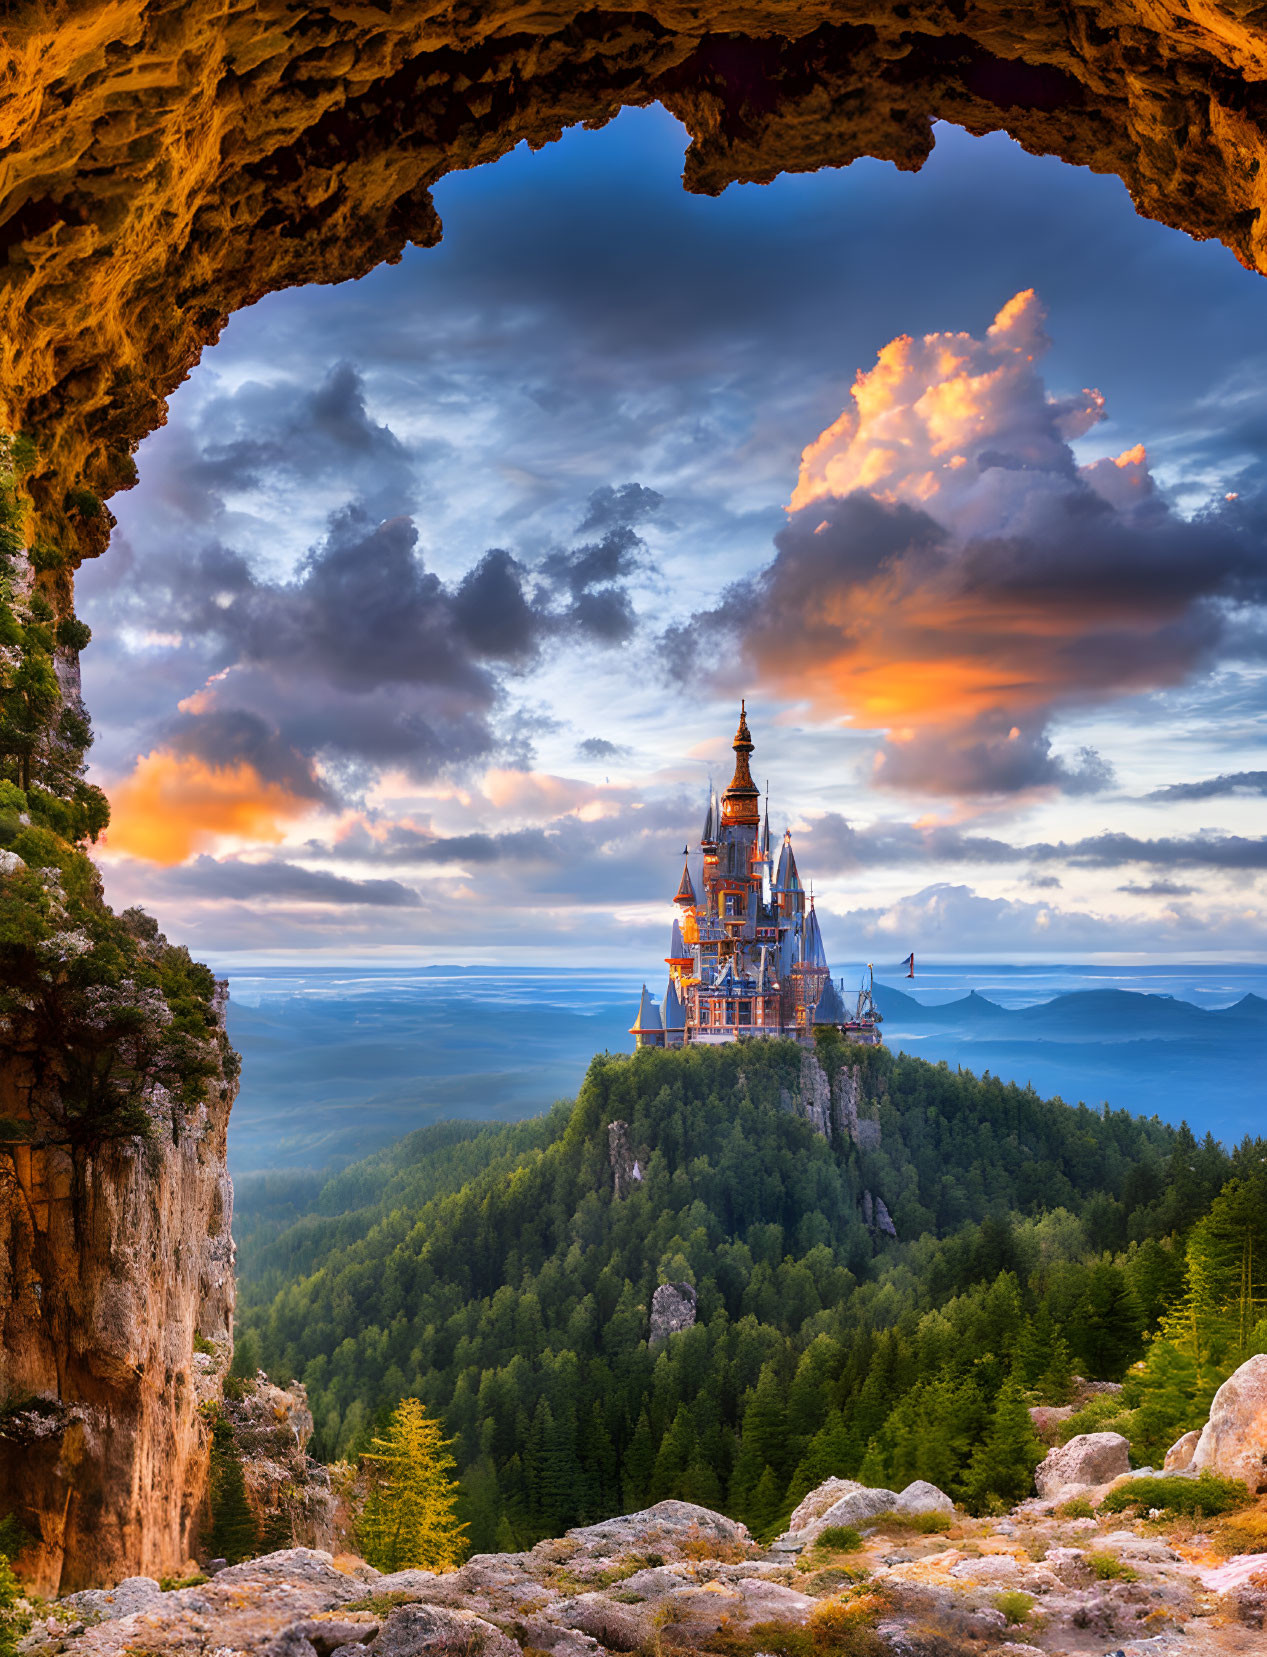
[
  {"left": 725, "top": 1002, "right": 736, "bottom": 1024},
  {"left": 738, "top": 1001, "right": 751, "bottom": 1025}
]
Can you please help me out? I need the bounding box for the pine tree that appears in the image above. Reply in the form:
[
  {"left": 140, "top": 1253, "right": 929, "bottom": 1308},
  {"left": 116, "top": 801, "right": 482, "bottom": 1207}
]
[
  {"left": 962, "top": 1378, "right": 1042, "bottom": 1512},
  {"left": 207, "top": 1414, "right": 258, "bottom": 1565},
  {"left": 357, "top": 1398, "right": 467, "bottom": 1572}
]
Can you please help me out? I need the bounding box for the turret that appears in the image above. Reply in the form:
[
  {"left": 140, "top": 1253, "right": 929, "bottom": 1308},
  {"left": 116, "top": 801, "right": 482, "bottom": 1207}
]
[
  {"left": 630, "top": 985, "right": 665, "bottom": 1048},
  {"left": 673, "top": 848, "right": 696, "bottom": 907},
  {"left": 720, "top": 700, "right": 761, "bottom": 828}
]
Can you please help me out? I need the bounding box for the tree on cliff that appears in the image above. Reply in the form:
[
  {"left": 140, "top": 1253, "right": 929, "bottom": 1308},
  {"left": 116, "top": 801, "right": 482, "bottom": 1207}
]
[{"left": 357, "top": 1399, "right": 467, "bottom": 1572}]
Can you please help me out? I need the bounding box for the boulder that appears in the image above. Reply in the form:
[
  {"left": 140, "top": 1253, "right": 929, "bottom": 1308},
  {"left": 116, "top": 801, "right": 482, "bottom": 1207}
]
[
  {"left": 370, "top": 1604, "right": 521, "bottom": 1657},
  {"left": 60, "top": 1576, "right": 163, "bottom": 1621},
  {"left": 894, "top": 1479, "right": 954, "bottom": 1515},
  {"left": 787, "top": 1478, "right": 867, "bottom": 1536},
  {"left": 565, "top": 1499, "right": 750, "bottom": 1560},
  {"left": 1164, "top": 1428, "right": 1201, "bottom": 1472},
  {"left": 797, "top": 1485, "right": 900, "bottom": 1540},
  {"left": 649, "top": 1282, "right": 697, "bottom": 1345},
  {"left": 1191, "top": 1353, "right": 1267, "bottom": 1493},
  {"left": 1034, "top": 1431, "right": 1131, "bottom": 1499}
]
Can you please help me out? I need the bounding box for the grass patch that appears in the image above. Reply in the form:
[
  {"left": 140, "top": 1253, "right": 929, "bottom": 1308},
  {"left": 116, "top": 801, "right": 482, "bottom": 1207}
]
[
  {"left": 1100, "top": 1473, "right": 1250, "bottom": 1518},
  {"left": 1054, "top": 1496, "right": 1095, "bottom": 1519},
  {"left": 1213, "top": 1502, "right": 1267, "bottom": 1556},
  {"left": 994, "top": 1590, "right": 1033, "bottom": 1626},
  {"left": 869, "top": 1510, "right": 951, "bottom": 1535},
  {"left": 802, "top": 1567, "right": 868, "bottom": 1598},
  {"left": 159, "top": 1572, "right": 208, "bottom": 1591},
  {"left": 1086, "top": 1553, "right": 1138, "bottom": 1582},
  {"left": 342, "top": 1589, "right": 422, "bottom": 1615},
  {"left": 813, "top": 1526, "right": 864, "bottom": 1554}
]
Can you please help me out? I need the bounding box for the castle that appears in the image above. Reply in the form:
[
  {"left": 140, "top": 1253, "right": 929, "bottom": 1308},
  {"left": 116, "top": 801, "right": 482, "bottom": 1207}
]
[{"left": 631, "top": 705, "right": 882, "bottom": 1049}]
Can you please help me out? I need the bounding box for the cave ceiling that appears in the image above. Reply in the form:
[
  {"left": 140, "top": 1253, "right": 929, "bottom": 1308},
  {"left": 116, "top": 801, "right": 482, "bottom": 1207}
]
[{"left": 3, "top": 1, "right": 1267, "bottom": 559}]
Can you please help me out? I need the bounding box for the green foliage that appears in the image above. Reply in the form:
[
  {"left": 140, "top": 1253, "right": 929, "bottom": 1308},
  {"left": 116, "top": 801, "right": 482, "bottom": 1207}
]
[
  {"left": 1099, "top": 1472, "right": 1250, "bottom": 1517},
  {"left": 55, "top": 616, "right": 91, "bottom": 652},
  {"left": 206, "top": 1410, "right": 257, "bottom": 1565},
  {"left": 237, "top": 1043, "right": 1220, "bottom": 1545},
  {"left": 193, "top": 1333, "right": 217, "bottom": 1356},
  {"left": 356, "top": 1398, "right": 466, "bottom": 1572},
  {"left": 1086, "top": 1552, "right": 1137, "bottom": 1581},
  {"left": 814, "top": 1526, "right": 864, "bottom": 1554},
  {"left": 63, "top": 486, "right": 102, "bottom": 521},
  {"left": 160, "top": 1572, "right": 208, "bottom": 1591},
  {"left": 27, "top": 543, "right": 64, "bottom": 574},
  {"left": 0, "top": 1555, "right": 32, "bottom": 1657},
  {"left": 1054, "top": 1496, "right": 1095, "bottom": 1518},
  {"left": 994, "top": 1589, "right": 1034, "bottom": 1625}
]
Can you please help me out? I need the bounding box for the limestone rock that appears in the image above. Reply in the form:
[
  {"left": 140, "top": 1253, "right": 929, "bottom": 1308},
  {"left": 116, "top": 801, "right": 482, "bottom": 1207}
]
[
  {"left": 607, "top": 1121, "right": 642, "bottom": 1199},
  {"left": 1192, "top": 1352, "right": 1267, "bottom": 1493},
  {"left": 1164, "top": 1428, "right": 1201, "bottom": 1471},
  {"left": 0, "top": 986, "right": 237, "bottom": 1595},
  {"left": 787, "top": 1478, "right": 867, "bottom": 1536},
  {"left": 894, "top": 1479, "right": 954, "bottom": 1514},
  {"left": 798, "top": 1051, "right": 832, "bottom": 1137},
  {"left": 795, "top": 1485, "right": 900, "bottom": 1541},
  {"left": 649, "top": 1281, "right": 696, "bottom": 1345},
  {"left": 834, "top": 1064, "right": 860, "bottom": 1140},
  {"left": 60, "top": 1575, "right": 163, "bottom": 1621},
  {"left": 370, "top": 1603, "right": 521, "bottom": 1657},
  {"left": 873, "top": 1195, "right": 897, "bottom": 1238},
  {"left": 223, "top": 1373, "right": 336, "bottom": 1551},
  {"left": 274, "top": 1623, "right": 382, "bottom": 1657},
  {"left": 855, "top": 1119, "right": 882, "bottom": 1152},
  {"left": 565, "top": 1500, "right": 750, "bottom": 1561},
  {"left": 1034, "top": 1431, "right": 1131, "bottom": 1499}
]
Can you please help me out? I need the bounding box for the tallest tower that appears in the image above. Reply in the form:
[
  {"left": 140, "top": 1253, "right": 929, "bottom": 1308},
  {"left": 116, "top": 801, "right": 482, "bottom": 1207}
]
[{"left": 720, "top": 700, "right": 761, "bottom": 827}]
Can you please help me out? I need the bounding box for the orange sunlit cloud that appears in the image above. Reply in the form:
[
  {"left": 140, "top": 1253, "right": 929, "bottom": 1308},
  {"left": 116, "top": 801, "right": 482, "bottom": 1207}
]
[{"left": 104, "top": 750, "right": 321, "bottom": 864}]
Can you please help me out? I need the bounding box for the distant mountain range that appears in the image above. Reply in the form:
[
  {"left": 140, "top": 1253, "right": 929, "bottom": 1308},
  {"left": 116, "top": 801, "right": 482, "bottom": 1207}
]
[
  {"left": 875, "top": 984, "right": 1267, "bottom": 1039},
  {"left": 223, "top": 970, "right": 1267, "bottom": 1176}
]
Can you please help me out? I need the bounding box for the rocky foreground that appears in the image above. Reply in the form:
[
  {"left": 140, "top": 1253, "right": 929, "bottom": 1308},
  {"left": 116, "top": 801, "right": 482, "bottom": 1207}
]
[{"left": 18, "top": 1487, "right": 1267, "bottom": 1657}]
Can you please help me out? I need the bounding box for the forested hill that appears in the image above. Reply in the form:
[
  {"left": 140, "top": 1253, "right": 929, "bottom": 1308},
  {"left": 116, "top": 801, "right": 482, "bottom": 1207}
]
[{"left": 236, "top": 1038, "right": 1251, "bottom": 1552}]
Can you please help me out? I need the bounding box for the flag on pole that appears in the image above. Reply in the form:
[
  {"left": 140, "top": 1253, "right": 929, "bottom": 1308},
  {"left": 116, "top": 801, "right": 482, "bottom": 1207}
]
[{"left": 902, "top": 952, "right": 915, "bottom": 979}]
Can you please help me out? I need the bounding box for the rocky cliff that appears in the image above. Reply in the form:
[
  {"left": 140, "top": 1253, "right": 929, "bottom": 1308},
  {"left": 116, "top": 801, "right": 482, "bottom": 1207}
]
[
  {"left": 0, "top": 989, "right": 237, "bottom": 1597},
  {"left": 4, "top": 0, "right": 1267, "bottom": 567}
]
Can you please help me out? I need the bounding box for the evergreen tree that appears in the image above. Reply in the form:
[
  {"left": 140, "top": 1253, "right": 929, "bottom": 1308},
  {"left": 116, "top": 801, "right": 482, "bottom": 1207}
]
[
  {"left": 357, "top": 1398, "right": 467, "bottom": 1572},
  {"left": 962, "top": 1378, "right": 1042, "bottom": 1512},
  {"left": 207, "top": 1413, "right": 258, "bottom": 1565}
]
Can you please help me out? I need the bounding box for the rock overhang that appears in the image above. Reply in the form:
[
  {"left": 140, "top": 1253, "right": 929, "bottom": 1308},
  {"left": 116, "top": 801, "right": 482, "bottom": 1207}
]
[{"left": 3, "top": 0, "right": 1267, "bottom": 559}]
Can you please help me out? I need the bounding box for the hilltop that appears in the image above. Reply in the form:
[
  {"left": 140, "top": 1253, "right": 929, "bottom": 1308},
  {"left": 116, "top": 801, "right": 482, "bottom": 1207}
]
[{"left": 235, "top": 1037, "right": 1251, "bottom": 1555}]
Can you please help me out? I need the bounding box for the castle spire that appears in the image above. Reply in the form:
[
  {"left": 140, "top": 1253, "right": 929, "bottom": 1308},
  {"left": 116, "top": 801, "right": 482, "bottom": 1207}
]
[
  {"left": 720, "top": 698, "right": 760, "bottom": 826},
  {"left": 673, "top": 847, "right": 696, "bottom": 906}
]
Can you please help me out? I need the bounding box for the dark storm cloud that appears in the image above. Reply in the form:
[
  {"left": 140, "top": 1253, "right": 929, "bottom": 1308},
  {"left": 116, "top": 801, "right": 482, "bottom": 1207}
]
[
  {"left": 670, "top": 481, "right": 1267, "bottom": 796},
  {"left": 1147, "top": 770, "right": 1267, "bottom": 801},
  {"left": 166, "top": 856, "right": 423, "bottom": 907},
  {"left": 1117, "top": 880, "right": 1197, "bottom": 897},
  {"left": 163, "top": 709, "right": 335, "bottom": 803},
  {"left": 577, "top": 483, "right": 664, "bottom": 534},
  {"left": 797, "top": 813, "right": 1267, "bottom": 872},
  {"left": 184, "top": 362, "right": 420, "bottom": 517},
  {"left": 577, "top": 736, "right": 631, "bottom": 762}
]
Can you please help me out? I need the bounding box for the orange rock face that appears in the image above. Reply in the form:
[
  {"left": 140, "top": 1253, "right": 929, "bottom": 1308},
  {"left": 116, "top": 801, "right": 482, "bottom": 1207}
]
[
  {"left": 3, "top": 0, "right": 1267, "bottom": 558},
  {"left": 0, "top": 1001, "right": 236, "bottom": 1595}
]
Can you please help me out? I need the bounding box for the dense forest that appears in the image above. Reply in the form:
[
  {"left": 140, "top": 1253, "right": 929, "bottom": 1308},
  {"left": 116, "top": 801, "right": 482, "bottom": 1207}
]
[{"left": 234, "top": 1037, "right": 1265, "bottom": 1551}]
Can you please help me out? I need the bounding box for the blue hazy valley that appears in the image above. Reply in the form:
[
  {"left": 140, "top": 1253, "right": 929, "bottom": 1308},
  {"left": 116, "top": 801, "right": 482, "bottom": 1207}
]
[{"left": 223, "top": 962, "right": 1267, "bottom": 1176}]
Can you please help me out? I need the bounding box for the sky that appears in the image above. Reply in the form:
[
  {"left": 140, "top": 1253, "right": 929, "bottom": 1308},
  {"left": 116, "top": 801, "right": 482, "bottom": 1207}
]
[{"left": 77, "top": 107, "right": 1267, "bottom": 967}]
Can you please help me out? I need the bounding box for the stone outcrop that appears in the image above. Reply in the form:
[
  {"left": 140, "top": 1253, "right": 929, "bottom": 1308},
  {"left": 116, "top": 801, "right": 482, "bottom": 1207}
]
[
  {"left": 1191, "top": 1353, "right": 1267, "bottom": 1493},
  {"left": 24, "top": 1490, "right": 1267, "bottom": 1657},
  {"left": 798, "top": 1050, "right": 832, "bottom": 1137},
  {"left": 7, "top": 1, "right": 1267, "bottom": 568},
  {"left": 1034, "top": 1430, "right": 1132, "bottom": 1501},
  {"left": 0, "top": 991, "right": 238, "bottom": 1596},
  {"left": 834, "top": 1064, "right": 860, "bottom": 1140},
  {"left": 605, "top": 1121, "right": 641, "bottom": 1199},
  {"left": 779, "top": 1476, "right": 953, "bottom": 1546},
  {"left": 1165, "top": 1427, "right": 1202, "bottom": 1472},
  {"left": 221, "top": 1373, "right": 336, "bottom": 1554},
  {"left": 648, "top": 1281, "right": 696, "bottom": 1345}
]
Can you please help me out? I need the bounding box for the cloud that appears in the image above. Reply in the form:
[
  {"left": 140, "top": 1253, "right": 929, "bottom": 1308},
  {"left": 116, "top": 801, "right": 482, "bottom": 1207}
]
[
  {"left": 795, "top": 812, "right": 1267, "bottom": 872},
  {"left": 163, "top": 856, "right": 423, "bottom": 907},
  {"left": 670, "top": 291, "right": 1267, "bottom": 795},
  {"left": 577, "top": 736, "right": 631, "bottom": 762},
  {"left": 1147, "top": 771, "right": 1267, "bottom": 801},
  {"left": 105, "top": 752, "right": 320, "bottom": 864},
  {"left": 1117, "top": 880, "right": 1197, "bottom": 897}
]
